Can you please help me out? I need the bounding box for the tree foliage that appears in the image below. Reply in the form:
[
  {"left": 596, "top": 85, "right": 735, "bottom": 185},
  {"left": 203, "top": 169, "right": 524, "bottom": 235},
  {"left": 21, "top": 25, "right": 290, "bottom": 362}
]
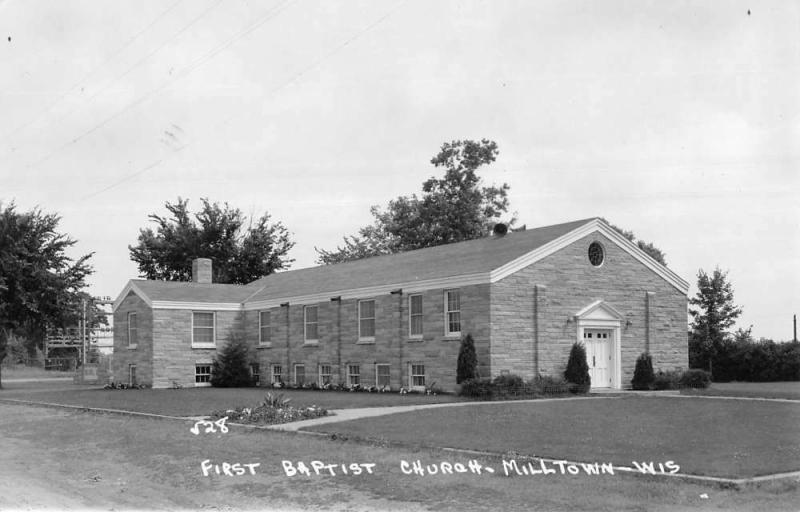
[
  {"left": 0, "top": 202, "right": 93, "bottom": 387},
  {"left": 602, "top": 219, "right": 668, "bottom": 266},
  {"left": 129, "top": 198, "right": 294, "bottom": 284},
  {"left": 210, "top": 333, "right": 254, "bottom": 387},
  {"left": 316, "top": 139, "right": 513, "bottom": 264},
  {"left": 688, "top": 267, "right": 742, "bottom": 374},
  {"left": 456, "top": 333, "right": 478, "bottom": 384}
]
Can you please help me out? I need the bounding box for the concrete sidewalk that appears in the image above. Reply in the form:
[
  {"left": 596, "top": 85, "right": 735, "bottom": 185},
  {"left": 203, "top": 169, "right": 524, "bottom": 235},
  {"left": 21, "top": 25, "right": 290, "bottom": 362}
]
[{"left": 268, "top": 395, "right": 613, "bottom": 431}]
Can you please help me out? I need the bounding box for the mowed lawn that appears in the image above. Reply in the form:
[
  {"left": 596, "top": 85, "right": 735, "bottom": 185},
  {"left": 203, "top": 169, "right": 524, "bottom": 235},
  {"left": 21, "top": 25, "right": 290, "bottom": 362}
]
[
  {"left": 306, "top": 396, "right": 800, "bottom": 479},
  {"left": 0, "top": 384, "right": 465, "bottom": 416},
  {"left": 683, "top": 381, "right": 800, "bottom": 400}
]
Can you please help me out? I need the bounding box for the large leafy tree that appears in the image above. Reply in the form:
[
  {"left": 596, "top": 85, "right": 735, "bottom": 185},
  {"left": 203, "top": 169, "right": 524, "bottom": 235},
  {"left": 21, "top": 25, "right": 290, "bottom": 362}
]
[
  {"left": 602, "top": 219, "right": 668, "bottom": 266},
  {"left": 317, "top": 139, "right": 513, "bottom": 264},
  {"left": 0, "top": 202, "right": 93, "bottom": 387},
  {"left": 688, "top": 267, "right": 742, "bottom": 375},
  {"left": 129, "top": 198, "right": 294, "bottom": 284}
]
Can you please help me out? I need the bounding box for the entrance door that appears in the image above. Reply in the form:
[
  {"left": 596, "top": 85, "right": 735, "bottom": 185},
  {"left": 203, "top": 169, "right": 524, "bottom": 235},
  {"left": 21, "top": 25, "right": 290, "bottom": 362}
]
[{"left": 583, "top": 330, "right": 612, "bottom": 388}]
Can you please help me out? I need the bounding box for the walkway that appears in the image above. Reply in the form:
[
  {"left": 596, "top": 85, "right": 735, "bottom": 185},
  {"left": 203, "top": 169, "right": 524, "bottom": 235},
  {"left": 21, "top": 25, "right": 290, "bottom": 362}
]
[{"left": 268, "top": 395, "right": 613, "bottom": 431}]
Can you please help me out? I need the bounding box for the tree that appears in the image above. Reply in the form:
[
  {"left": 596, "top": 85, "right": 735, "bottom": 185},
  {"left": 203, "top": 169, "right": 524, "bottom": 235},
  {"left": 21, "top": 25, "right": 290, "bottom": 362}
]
[
  {"left": 456, "top": 333, "right": 478, "bottom": 384},
  {"left": 129, "top": 198, "right": 294, "bottom": 284},
  {"left": 631, "top": 353, "right": 655, "bottom": 390},
  {"left": 602, "top": 219, "right": 668, "bottom": 266},
  {"left": 210, "top": 333, "right": 254, "bottom": 387},
  {"left": 688, "top": 267, "right": 742, "bottom": 375},
  {"left": 317, "top": 139, "right": 513, "bottom": 264},
  {"left": 564, "top": 342, "right": 590, "bottom": 393},
  {"left": 0, "top": 202, "right": 93, "bottom": 388}
]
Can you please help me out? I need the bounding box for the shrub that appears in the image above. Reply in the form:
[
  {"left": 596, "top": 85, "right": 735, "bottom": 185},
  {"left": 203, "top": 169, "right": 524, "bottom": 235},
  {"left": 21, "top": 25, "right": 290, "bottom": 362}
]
[
  {"left": 652, "top": 370, "right": 681, "bottom": 390},
  {"left": 459, "top": 378, "right": 494, "bottom": 398},
  {"left": 631, "top": 353, "right": 655, "bottom": 390},
  {"left": 210, "top": 333, "right": 255, "bottom": 388},
  {"left": 492, "top": 373, "right": 524, "bottom": 389},
  {"left": 679, "top": 369, "right": 711, "bottom": 388},
  {"left": 564, "top": 342, "right": 590, "bottom": 393},
  {"left": 456, "top": 333, "right": 478, "bottom": 384}
]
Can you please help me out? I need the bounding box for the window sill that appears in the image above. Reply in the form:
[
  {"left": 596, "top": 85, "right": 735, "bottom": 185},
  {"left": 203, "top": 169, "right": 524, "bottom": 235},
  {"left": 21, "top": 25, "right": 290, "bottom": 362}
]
[
  {"left": 443, "top": 334, "right": 461, "bottom": 340},
  {"left": 303, "top": 341, "right": 319, "bottom": 347},
  {"left": 407, "top": 337, "right": 424, "bottom": 343},
  {"left": 356, "top": 339, "right": 375, "bottom": 345},
  {"left": 257, "top": 343, "right": 272, "bottom": 349},
  {"left": 127, "top": 345, "right": 138, "bottom": 350},
  {"left": 194, "top": 382, "right": 211, "bottom": 388},
  {"left": 191, "top": 344, "right": 217, "bottom": 349}
]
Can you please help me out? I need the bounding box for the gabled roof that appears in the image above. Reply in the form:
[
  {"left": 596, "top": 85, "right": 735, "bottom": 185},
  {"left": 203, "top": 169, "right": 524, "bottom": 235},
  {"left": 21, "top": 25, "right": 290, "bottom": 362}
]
[
  {"left": 113, "top": 217, "right": 690, "bottom": 312},
  {"left": 243, "top": 218, "right": 595, "bottom": 305}
]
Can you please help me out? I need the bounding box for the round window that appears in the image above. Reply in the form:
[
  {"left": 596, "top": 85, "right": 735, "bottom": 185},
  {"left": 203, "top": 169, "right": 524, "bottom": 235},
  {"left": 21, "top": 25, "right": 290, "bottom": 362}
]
[{"left": 588, "top": 242, "right": 604, "bottom": 267}]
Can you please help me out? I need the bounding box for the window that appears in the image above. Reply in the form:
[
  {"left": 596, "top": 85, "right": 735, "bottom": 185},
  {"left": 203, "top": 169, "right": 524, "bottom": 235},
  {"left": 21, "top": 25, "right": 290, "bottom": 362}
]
[
  {"left": 358, "top": 300, "right": 375, "bottom": 341},
  {"left": 294, "top": 364, "right": 306, "bottom": 386},
  {"left": 128, "top": 364, "right": 137, "bottom": 386},
  {"left": 410, "top": 364, "right": 425, "bottom": 387},
  {"left": 127, "top": 312, "right": 138, "bottom": 348},
  {"left": 588, "top": 242, "right": 604, "bottom": 267},
  {"left": 250, "top": 363, "right": 260, "bottom": 384},
  {"left": 409, "top": 294, "right": 423, "bottom": 338},
  {"left": 271, "top": 365, "right": 283, "bottom": 385},
  {"left": 376, "top": 364, "right": 390, "bottom": 388},
  {"left": 195, "top": 364, "right": 211, "bottom": 386},
  {"left": 319, "top": 364, "right": 332, "bottom": 386},
  {"left": 192, "top": 312, "right": 215, "bottom": 346},
  {"left": 259, "top": 311, "right": 271, "bottom": 345},
  {"left": 445, "top": 290, "right": 461, "bottom": 336},
  {"left": 304, "top": 306, "right": 318, "bottom": 342},
  {"left": 348, "top": 364, "right": 360, "bottom": 386}
]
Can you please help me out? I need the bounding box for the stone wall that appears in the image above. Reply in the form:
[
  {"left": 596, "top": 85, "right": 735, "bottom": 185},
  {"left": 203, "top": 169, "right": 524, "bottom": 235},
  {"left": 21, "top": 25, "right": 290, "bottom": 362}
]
[
  {"left": 111, "top": 291, "right": 153, "bottom": 386},
  {"left": 250, "top": 284, "right": 490, "bottom": 392},
  {"left": 490, "top": 232, "right": 688, "bottom": 387}
]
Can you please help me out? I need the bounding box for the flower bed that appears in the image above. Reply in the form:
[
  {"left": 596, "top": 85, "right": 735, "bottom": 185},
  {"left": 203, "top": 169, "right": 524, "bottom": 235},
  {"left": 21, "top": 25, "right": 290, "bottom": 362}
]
[{"left": 209, "top": 392, "right": 329, "bottom": 425}]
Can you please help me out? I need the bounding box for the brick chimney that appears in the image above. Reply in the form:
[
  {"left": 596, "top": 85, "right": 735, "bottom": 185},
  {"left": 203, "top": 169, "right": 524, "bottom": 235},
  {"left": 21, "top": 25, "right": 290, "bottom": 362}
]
[{"left": 192, "top": 258, "right": 212, "bottom": 284}]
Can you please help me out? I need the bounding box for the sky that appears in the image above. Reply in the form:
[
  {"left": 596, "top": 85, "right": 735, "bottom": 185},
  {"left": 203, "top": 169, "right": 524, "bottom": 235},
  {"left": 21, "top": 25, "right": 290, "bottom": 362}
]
[{"left": 1, "top": 0, "right": 798, "bottom": 341}]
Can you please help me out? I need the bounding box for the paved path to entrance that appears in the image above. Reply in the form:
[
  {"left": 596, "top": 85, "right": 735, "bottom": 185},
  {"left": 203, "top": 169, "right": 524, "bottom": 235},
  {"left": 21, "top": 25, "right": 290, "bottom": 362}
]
[{"left": 268, "top": 395, "right": 613, "bottom": 431}]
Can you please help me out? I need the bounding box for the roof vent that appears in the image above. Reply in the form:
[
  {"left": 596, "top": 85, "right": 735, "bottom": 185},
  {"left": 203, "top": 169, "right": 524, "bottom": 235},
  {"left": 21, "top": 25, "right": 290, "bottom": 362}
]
[{"left": 492, "top": 223, "right": 508, "bottom": 237}]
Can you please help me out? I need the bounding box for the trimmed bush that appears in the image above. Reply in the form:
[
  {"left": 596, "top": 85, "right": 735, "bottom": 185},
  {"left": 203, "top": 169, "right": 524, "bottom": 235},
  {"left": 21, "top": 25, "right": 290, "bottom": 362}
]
[
  {"left": 679, "top": 369, "right": 712, "bottom": 389},
  {"left": 652, "top": 370, "right": 681, "bottom": 390},
  {"left": 564, "top": 342, "right": 590, "bottom": 393},
  {"left": 456, "top": 333, "right": 478, "bottom": 384},
  {"left": 211, "top": 333, "right": 255, "bottom": 388},
  {"left": 492, "top": 373, "right": 524, "bottom": 389},
  {"left": 459, "top": 378, "right": 494, "bottom": 398},
  {"left": 631, "top": 353, "right": 655, "bottom": 390}
]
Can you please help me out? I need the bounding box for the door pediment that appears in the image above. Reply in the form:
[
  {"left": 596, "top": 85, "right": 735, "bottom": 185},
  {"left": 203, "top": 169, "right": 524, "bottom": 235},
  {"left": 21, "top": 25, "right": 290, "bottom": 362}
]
[{"left": 574, "top": 300, "right": 624, "bottom": 322}]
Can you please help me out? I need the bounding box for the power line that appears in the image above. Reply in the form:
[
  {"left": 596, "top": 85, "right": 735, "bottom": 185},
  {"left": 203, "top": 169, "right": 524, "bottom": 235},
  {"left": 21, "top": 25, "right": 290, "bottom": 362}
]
[
  {"left": 12, "top": 0, "right": 222, "bottom": 166},
  {"left": 25, "top": 0, "right": 291, "bottom": 172},
  {"left": 81, "top": 0, "right": 407, "bottom": 200},
  {"left": 0, "top": 0, "right": 184, "bottom": 148}
]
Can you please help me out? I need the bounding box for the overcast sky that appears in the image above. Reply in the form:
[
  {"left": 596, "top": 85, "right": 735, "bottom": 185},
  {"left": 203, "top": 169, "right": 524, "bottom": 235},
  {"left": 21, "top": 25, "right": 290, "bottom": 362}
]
[{"left": 1, "top": 0, "right": 797, "bottom": 341}]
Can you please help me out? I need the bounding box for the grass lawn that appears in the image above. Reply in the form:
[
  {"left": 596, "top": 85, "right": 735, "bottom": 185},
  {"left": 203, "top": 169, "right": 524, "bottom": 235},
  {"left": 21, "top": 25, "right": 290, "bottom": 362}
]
[
  {"left": 1, "top": 365, "right": 74, "bottom": 379},
  {"left": 2, "top": 402, "right": 798, "bottom": 511},
  {"left": 305, "top": 396, "right": 800, "bottom": 479},
  {"left": 0, "top": 384, "right": 465, "bottom": 416},
  {"left": 682, "top": 381, "right": 800, "bottom": 400}
]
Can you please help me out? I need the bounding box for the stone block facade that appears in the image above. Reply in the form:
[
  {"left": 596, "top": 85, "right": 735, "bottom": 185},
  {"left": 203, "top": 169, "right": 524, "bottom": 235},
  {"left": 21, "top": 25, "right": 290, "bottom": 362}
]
[
  {"left": 250, "top": 284, "right": 490, "bottom": 391},
  {"left": 490, "top": 232, "right": 687, "bottom": 386}
]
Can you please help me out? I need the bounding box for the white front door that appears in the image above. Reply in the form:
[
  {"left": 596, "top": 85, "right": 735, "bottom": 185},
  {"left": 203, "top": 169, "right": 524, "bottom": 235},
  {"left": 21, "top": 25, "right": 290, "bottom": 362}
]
[{"left": 583, "top": 329, "right": 612, "bottom": 388}]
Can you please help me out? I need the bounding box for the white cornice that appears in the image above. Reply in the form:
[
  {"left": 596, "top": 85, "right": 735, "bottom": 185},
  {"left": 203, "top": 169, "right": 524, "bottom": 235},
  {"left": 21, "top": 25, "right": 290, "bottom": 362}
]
[
  {"left": 242, "top": 272, "right": 490, "bottom": 310},
  {"left": 151, "top": 301, "right": 243, "bottom": 311}
]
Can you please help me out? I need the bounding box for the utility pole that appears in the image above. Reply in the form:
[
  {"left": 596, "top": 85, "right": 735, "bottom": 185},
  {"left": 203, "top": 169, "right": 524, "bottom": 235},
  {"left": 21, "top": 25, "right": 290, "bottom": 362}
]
[
  {"left": 794, "top": 314, "right": 797, "bottom": 343},
  {"left": 82, "top": 298, "right": 87, "bottom": 367}
]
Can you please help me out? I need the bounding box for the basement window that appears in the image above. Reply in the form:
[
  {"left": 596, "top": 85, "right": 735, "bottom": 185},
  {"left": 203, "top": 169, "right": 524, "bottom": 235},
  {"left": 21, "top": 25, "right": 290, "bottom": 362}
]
[{"left": 195, "top": 365, "right": 211, "bottom": 387}]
